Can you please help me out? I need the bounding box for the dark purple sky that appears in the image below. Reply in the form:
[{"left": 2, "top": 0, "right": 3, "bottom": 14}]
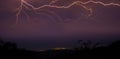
[{"left": 0, "top": 0, "right": 120, "bottom": 50}]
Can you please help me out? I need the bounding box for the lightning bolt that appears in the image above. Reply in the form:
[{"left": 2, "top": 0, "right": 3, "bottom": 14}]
[{"left": 16, "top": 0, "right": 120, "bottom": 24}]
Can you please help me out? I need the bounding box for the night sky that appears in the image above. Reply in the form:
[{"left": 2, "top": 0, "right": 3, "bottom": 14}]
[{"left": 0, "top": 0, "right": 120, "bottom": 50}]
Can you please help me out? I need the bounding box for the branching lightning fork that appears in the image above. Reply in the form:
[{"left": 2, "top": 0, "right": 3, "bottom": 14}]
[{"left": 16, "top": 0, "right": 120, "bottom": 24}]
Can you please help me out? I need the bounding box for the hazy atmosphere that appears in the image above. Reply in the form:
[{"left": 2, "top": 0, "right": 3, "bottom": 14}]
[{"left": 0, "top": 0, "right": 120, "bottom": 50}]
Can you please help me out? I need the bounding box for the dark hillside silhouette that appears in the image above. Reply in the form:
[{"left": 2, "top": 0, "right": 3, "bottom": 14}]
[{"left": 0, "top": 38, "right": 120, "bottom": 59}]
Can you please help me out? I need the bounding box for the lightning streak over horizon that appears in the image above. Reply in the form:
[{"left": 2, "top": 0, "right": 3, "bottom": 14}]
[{"left": 16, "top": 0, "right": 120, "bottom": 24}]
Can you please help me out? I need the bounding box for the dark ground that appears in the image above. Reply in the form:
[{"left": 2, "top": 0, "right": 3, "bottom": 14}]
[{"left": 0, "top": 38, "right": 120, "bottom": 59}]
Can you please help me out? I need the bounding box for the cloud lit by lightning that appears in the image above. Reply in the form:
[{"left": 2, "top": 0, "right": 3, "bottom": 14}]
[
  {"left": 1, "top": 0, "right": 120, "bottom": 49},
  {"left": 15, "top": 0, "right": 120, "bottom": 24}
]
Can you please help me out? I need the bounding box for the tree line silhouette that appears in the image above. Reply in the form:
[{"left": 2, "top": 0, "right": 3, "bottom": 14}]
[{"left": 0, "top": 38, "right": 120, "bottom": 59}]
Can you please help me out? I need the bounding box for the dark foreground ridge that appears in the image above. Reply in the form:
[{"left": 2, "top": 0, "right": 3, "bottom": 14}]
[{"left": 0, "top": 38, "right": 120, "bottom": 59}]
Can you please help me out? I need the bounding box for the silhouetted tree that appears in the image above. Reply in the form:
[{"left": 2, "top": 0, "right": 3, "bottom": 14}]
[
  {"left": 0, "top": 38, "right": 4, "bottom": 49},
  {"left": 3, "top": 42, "right": 17, "bottom": 50},
  {"left": 109, "top": 41, "right": 120, "bottom": 48},
  {"left": 77, "top": 40, "right": 100, "bottom": 49},
  {"left": 0, "top": 38, "right": 17, "bottom": 50}
]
